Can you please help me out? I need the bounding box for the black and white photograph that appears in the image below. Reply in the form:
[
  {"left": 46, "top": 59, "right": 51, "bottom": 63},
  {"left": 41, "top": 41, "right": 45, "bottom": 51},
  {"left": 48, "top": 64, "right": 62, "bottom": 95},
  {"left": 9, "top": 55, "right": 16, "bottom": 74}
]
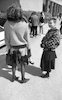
[{"left": 0, "top": 0, "right": 62, "bottom": 100}]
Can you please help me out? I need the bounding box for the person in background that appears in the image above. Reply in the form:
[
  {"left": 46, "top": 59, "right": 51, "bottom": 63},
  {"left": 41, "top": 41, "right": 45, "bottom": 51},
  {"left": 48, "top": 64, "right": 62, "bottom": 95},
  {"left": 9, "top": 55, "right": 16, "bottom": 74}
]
[
  {"left": 60, "top": 21, "right": 62, "bottom": 35},
  {"left": 40, "top": 18, "right": 60, "bottom": 78},
  {"left": 29, "top": 12, "right": 39, "bottom": 37},
  {"left": 60, "top": 13, "right": 62, "bottom": 35},
  {"left": 39, "top": 12, "right": 44, "bottom": 34},
  {"left": 56, "top": 13, "right": 62, "bottom": 30},
  {"left": 4, "top": 4, "right": 33, "bottom": 83},
  {"left": 28, "top": 16, "right": 33, "bottom": 37}
]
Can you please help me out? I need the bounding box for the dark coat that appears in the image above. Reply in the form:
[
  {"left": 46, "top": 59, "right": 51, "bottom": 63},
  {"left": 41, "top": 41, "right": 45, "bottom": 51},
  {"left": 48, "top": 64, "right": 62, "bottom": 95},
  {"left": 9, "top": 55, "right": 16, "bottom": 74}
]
[
  {"left": 29, "top": 14, "right": 39, "bottom": 26},
  {"left": 41, "top": 28, "right": 60, "bottom": 50},
  {"left": 40, "top": 49, "right": 57, "bottom": 72}
]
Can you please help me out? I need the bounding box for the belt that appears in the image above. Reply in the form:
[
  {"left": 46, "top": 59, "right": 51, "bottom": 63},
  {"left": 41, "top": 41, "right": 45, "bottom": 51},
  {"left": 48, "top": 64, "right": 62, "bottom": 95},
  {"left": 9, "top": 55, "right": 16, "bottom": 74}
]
[{"left": 11, "top": 44, "right": 26, "bottom": 49}]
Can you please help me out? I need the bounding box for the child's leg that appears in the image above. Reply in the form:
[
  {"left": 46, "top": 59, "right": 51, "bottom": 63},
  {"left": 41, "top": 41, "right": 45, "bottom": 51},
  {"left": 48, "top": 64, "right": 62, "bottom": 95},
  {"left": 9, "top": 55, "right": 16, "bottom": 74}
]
[
  {"left": 11, "top": 51, "right": 17, "bottom": 82},
  {"left": 12, "top": 63, "right": 16, "bottom": 82},
  {"left": 20, "top": 62, "right": 25, "bottom": 81}
]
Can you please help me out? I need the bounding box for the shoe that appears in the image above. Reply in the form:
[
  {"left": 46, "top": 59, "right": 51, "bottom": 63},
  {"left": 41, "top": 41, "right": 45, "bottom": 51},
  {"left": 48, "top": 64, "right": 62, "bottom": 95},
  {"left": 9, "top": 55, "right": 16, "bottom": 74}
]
[
  {"left": 12, "top": 77, "right": 15, "bottom": 82},
  {"left": 15, "top": 76, "right": 19, "bottom": 80},
  {"left": 40, "top": 74, "right": 45, "bottom": 77},
  {"left": 41, "top": 73, "right": 49, "bottom": 78},
  {"left": 44, "top": 73, "right": 49, "bottom": 78},
  {"left": 20, "top": 78, "right": 29, "bottom": 83},
  {"left": 29, "top": 61, "right": 34, "bottom": 65},
  {"left": 12, "top": 76, "right": 19, "bottom": 82}
]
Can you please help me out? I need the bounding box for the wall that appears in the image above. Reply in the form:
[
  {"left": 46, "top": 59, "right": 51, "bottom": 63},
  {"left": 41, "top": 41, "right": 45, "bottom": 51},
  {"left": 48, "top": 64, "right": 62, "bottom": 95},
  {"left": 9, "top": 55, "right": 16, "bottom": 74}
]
[{"left": 51, "top": 0, "right": 62, "bottom": 5}]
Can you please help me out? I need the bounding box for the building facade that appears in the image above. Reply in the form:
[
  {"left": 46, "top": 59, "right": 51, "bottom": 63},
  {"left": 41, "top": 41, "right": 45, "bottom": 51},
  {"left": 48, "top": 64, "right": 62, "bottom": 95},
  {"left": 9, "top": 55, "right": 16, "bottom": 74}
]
[
  {"left": 0, "top": 0, "right": 62, "bottom": 16},
  {"left": 43, "top": 0, "right": 62, "bottom": 16}
]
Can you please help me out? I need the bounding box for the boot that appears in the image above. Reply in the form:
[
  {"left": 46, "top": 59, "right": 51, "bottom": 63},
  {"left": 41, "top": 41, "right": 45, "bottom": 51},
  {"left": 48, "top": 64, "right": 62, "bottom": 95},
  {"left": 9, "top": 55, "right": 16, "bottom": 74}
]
[{"left": 41, "top": 72, "right": 49, "bottom": 78}]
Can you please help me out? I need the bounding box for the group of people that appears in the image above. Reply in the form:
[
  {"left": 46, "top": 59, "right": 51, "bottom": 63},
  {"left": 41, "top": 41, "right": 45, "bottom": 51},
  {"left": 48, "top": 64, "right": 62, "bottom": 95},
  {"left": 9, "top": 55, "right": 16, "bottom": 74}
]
[
  {"left": 4, "top": 4, "right": 60, "bottom": 83},
  {"left": 28, "top": 11, "right": 44, "bottom": 37}
]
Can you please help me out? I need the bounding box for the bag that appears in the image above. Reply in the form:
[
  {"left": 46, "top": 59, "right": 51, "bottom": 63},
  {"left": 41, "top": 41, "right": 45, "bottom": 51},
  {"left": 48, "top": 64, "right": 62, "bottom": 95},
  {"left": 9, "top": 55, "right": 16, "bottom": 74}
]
[
  {"left": 21, "top": 55, "right": 28, "bottom": 64},
  {"left": 6, "top": 50, "right": 12, "bottom": 66},
  {"left": 27, "top": 49, "right": 31, "bottom": 58}
]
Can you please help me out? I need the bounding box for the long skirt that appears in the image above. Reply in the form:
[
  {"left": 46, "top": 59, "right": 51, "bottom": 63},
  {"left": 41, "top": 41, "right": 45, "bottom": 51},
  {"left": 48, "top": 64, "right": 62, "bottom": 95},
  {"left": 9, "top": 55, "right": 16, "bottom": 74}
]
[{"left": 40, "top": 50, "right": 57, "bottom": 72}]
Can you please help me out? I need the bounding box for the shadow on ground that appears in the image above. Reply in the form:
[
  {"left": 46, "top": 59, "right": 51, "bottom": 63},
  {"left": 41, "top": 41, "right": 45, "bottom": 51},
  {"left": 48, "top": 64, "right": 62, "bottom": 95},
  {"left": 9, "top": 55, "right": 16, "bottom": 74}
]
[
  {"left": 25, "top": 64, "right": 41, "bottom": 77},
  {"left": 0, "top": 54, "right": 41, "bottom": 82},
  {"left": 0, "top": 54, "right": 12, "bottom": 81}
]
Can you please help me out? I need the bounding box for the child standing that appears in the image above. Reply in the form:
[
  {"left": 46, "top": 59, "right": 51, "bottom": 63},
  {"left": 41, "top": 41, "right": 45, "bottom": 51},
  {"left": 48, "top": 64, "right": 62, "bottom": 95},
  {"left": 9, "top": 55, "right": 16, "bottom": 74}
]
[{"left": 40, "top": 18, "right": 60, "bottom": 78}]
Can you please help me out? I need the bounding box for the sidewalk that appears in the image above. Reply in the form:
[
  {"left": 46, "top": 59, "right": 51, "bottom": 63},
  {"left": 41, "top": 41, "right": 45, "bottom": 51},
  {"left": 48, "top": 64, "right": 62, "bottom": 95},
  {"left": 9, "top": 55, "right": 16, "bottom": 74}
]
[{"left": 0, "top": 33, "right": 62, "bottom": 100}]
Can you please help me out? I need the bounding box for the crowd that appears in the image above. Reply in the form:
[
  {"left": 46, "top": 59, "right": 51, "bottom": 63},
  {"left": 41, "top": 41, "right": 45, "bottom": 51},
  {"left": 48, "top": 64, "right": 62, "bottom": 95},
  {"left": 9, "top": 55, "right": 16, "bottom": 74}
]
[
  {"left": 28, "top": 11, "right": 44, "bottom": 37},
  {"left": 3, "top": 3, "right": 62, "bottom": 83}
]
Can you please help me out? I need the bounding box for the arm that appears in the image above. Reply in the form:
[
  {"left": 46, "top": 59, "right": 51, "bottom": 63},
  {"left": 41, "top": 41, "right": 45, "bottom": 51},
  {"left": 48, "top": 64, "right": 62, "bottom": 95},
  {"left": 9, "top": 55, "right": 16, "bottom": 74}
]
[
  {"left": 45, "top": 30, "right": 60, "bottom": 49},
  {"left": 40, "top": 29, "right": 60, "bottom": 49}
]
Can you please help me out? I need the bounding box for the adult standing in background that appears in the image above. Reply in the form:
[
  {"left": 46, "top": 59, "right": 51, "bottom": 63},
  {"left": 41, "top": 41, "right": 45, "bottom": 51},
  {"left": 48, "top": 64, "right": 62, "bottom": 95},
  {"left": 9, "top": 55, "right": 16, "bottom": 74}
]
[
  {"left": 4, "top": 4, "right": 32, "bottom": 83},
  {"left": 29, "top": 12, "right": 39, "bottom": 37},
  {"left": 39, "top": 12, "right": 44, "bottom": 34}
]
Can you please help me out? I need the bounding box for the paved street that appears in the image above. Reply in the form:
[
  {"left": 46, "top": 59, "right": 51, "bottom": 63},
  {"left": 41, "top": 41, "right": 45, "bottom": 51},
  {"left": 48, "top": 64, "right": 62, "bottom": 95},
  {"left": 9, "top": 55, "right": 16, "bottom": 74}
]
[{"left": 0, "top": 28, "right": 62, "bottom": 100}]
